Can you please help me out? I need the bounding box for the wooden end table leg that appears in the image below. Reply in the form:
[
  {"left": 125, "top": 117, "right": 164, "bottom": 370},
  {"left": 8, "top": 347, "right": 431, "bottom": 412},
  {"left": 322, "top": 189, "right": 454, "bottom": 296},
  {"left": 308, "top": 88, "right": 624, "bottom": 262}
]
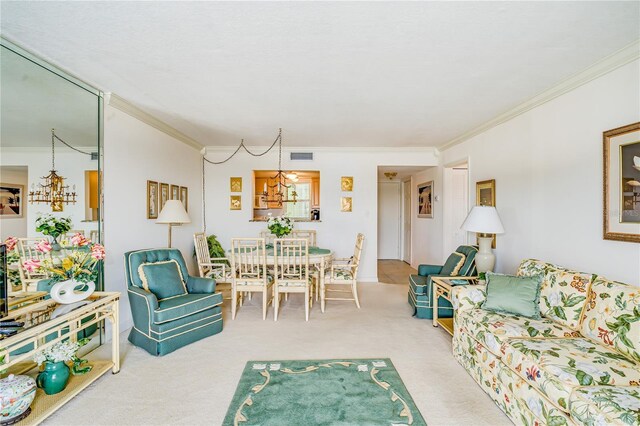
[{"left": 432, "top": 282, "right": 439, "bottom": 327}]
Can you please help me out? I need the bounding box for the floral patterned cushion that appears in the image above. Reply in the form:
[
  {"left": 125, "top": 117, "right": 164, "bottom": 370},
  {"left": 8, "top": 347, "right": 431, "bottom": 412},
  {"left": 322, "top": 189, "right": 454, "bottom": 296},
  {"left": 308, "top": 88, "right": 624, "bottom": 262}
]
[
  {"left": 457, "top": 309, "right": 578, "bottom": 356},
  {"left": 570, "top": 386, "right": 640, "bottom": 426},
  {"left": 580, "top": 277, "right": 640, "bottom": 363},
  {"left": 451, "top": 284, "right": 486, "bottom": 311},
  {"left": 502, "top": 338, "right": 640, "bottom": 413},
  {"left": 206, "top": 267, "right": 233, "bottom": 282},
  {"left": 517, "top": 259, "right": 563, "bottom": 278},
  {"left": 540, "top": 270, "right": 593, "bottom": 331},
  {"left": 327, "top": 268, "right": 354, "bottom": 280}
]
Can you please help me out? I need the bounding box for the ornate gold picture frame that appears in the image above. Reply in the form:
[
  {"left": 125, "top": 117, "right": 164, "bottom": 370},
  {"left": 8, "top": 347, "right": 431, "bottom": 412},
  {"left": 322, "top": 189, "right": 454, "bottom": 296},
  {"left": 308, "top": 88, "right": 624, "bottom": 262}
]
[
  {"left": 476, "top": 179, "right": 496, "bottom": 248},
  {"left": 146, "top": 180, "right": 158, "bottom": 219},
  {"left": 180, "top": 186, "right": 188, "bottom": 212},
  {"left": 230, "top": 195, "right": 242, "bottom": 210},
  {"left": 170, "top": 184, "right": 180, "bottom": 201},
  {"left": 230, "top": 177, "right": 242, "bottom": 193},
  {"left": 341, "top": 177, "right": 353, "bottom": 192},
  {"left": 603, "top": 122, "right": 640, "bottom": 243},
  {"left": 341, "top": 196, "right": 352, "bottom": 212},
  {"left": 160, "top": 183, "right": 169, "bottom": 211}
]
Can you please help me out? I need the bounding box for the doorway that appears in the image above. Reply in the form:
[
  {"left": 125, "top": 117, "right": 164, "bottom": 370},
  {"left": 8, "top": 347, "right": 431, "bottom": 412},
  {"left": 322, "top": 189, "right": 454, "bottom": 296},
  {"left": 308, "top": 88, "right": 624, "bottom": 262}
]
[
  {"left": 378, "top": 181, "right": 401, "bottom": 259},
  {"left": 402, "top": 179, "right": 411, "bottom": 263},
  {"left": 442, "top": 162, "right": 469, "bottom": 255}
]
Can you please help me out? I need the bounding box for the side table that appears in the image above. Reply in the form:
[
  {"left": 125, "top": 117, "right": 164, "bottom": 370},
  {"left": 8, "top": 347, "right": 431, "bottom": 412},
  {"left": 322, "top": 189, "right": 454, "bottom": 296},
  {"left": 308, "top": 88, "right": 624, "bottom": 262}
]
[{"left": 432, "top": 276, "right": 478, "bottom": 336}]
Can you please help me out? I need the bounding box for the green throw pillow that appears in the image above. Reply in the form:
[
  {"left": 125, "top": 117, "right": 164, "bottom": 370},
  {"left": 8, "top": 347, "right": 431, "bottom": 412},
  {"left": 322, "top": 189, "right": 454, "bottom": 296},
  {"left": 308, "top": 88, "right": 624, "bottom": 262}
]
[
  {"left": 482, "top": 272, "right": 542, "bottom": 319},
  {"left": 138, "top": 260, "right": 188, "bottom": 301},
  {"left": 440, "top": 252, "right": 466, "bottom": 276}
]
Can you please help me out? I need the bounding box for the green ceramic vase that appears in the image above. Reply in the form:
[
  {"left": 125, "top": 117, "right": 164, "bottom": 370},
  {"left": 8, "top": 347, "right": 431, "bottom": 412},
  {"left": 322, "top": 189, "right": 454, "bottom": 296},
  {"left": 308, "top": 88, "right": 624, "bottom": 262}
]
[{"left": 36, "top": 361, "right": 70, "bottom": 395}]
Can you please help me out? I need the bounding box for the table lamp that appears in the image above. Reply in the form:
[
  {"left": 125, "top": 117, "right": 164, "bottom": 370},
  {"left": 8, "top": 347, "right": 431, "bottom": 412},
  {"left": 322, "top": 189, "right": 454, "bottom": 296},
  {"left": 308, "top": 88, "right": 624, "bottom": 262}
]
[
  {"left": 460, "top": 206, "right": 505, "bottom": 273},
  {"left": 156, "top": 200, "right": 191, "bottom": 248}
]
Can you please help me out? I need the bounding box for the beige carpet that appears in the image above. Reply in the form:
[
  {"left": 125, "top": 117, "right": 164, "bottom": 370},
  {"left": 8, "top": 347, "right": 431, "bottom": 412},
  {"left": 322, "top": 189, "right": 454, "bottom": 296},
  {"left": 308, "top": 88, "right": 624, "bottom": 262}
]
[{"left": 44, "top": 282, "right": 510, "bottom": 426}]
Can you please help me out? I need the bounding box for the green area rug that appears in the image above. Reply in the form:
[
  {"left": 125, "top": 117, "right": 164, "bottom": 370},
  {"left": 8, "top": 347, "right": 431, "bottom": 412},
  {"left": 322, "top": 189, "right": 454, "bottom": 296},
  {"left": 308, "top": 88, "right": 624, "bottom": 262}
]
[{"left": 223, "top": 358, "right": 426, "bottom": 426}]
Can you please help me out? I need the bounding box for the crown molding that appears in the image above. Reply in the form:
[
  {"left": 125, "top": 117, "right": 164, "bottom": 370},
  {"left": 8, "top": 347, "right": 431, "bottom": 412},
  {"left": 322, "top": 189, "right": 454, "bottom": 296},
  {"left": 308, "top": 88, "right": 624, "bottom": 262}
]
[
  {"left": 439, "top": 39, "right": 640, "bottom": 151},
  {"left": 106, "top": 93, "right": 204, "bottom": 150},
  {"left": 203, "top": 145, "right": 440, "bottom": 154}
]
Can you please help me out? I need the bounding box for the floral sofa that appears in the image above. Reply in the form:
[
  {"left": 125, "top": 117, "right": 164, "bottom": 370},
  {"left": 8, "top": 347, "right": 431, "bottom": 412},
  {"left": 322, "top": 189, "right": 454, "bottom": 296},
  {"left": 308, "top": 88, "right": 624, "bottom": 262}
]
[{"left": 451, "top": 259, "right": 640, "bottom": 426}]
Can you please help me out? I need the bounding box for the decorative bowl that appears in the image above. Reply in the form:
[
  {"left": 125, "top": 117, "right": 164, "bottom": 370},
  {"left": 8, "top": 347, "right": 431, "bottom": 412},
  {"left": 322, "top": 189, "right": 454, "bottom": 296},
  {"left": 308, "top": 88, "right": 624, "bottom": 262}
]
[{"left": 0, "top": 374, "right": 36, "bottom": 424}]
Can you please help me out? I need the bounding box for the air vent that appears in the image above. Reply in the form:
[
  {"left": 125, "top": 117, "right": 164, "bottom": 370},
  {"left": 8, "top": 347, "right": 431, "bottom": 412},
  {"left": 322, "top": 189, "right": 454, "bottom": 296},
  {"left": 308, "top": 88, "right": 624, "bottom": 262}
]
[
  {"left": 91, "top": 152, "right": 99, "bottom": 161},
  {"left": 290, "top": 152, "right": 313, "bottom": 161}
]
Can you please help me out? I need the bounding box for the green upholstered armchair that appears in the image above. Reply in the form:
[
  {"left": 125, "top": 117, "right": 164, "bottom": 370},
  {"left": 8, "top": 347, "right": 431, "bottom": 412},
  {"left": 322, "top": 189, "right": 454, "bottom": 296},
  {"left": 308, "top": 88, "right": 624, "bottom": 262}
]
[
  {"left": 125, "top": 248, "right": 223, "bottom": 356},
  {"left": 408, "top": 245, "right": 478, "bottom": 319}
]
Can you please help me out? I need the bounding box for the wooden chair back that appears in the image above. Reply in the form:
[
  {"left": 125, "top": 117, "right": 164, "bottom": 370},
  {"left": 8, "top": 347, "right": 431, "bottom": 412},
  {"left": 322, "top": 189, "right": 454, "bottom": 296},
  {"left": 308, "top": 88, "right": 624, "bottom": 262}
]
[
  {"left": 274, "top": 238, "right": 309, "bottom": 284},
  {"left": 193, "top": 232, "right": 212, "bottom": 277},
  {"left": 230, "top": 238, "right": 268, "bottom": 283},
  {"left": 351, "top": 233, "right": 365, "bottom": 273},
  {"left": 17, "top": 238, "right": 50, "bottom": 283},
  {"left": 291, "top": 230, "right": 316, "bottom": 247},
  {"left": 258, "top": 230, "right": 275, "bottom": 246}
]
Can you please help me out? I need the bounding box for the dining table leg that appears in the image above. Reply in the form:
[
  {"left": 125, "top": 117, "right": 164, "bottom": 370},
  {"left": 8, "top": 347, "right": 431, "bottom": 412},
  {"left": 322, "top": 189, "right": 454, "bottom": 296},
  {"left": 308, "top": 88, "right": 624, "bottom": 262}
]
[{"left": 320, "top": 258, "right": 326, "bottom": 313}]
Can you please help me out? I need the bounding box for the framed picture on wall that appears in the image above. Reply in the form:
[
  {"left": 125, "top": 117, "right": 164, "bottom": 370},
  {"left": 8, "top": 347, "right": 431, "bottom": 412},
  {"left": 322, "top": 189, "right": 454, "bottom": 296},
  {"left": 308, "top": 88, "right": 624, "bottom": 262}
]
[
  {"left": 476, "top": 179, "right": 496, "bottom": 248},
  {"left": 417, "top": 181, "right": 433, "bottom": 218},
  {"left": 160, "top": 183, "right": 169, "bottom": 211},
  {"left": 0, "top": 183, "right": 24, "bottom": 218},
  {"left": 604, "top": 122, "right": 640, "bottom": 243},
  {"left": 180, "top": 186, "right": 188, "bottom": 212},
  {"left": 230, "top": 195, "right": 242, "bottom": 210},
  {"left": 146, "top": 180, "right": 158, "bottom": 219},
  {"left": 341, "top": 177, "right": 353, "bottom": 192},
  {"left": 341, "top": 196, "right": 352, "bottom": 212},
  {"left": 170, "top": 184, "right": 180, "bottom": 201},
  {"left": 230, "top": 177, "right": 242, "bottom": 193}
]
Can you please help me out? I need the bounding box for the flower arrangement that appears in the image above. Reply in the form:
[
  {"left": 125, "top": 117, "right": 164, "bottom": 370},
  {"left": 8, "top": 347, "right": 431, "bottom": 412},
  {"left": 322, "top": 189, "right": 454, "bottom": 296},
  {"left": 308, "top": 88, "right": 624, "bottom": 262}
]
[
  {"left": 23, "top": 233, "right": 105, "bottom": 284},
  {"left": 35, "top": 214, "right": 72, "bottom": 239},
  {"left": 3, "top": 236, "right": 21, "bottom": 287},
  {"left": 267, "top": 215, "right": 294, "bottom": 238},
  {"left": 33, "top": 338, "right": 92, "bottom": 375}
]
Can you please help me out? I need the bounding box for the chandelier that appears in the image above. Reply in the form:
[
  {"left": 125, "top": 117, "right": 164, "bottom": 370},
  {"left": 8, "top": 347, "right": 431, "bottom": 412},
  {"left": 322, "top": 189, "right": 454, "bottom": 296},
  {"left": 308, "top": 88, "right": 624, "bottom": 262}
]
[
  {"left": 28, "top": 129, "right": 77, "bottom": 212},
  {"left": 262, "top": 129, "right": 297, "bottom": 207}
]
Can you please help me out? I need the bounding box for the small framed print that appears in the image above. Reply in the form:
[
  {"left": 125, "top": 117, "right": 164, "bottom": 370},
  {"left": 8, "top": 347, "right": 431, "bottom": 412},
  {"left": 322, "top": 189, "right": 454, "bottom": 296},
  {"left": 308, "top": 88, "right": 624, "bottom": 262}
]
[
  {"left": 147, "top": 181, "right": 159, "bottom": 219},
  {"left": 230, "top": 177, "right": 242, "bottom": 193},
  {"left": 476, "top": 179, "right": 496, "bottom": 248},
  {"left": 160, "top": 183, "right": 170, "bottom": 210},
  {"left": 180, "top": 186, "right": 188, "bottom": 212},
  {"left": 417, "top": 181, "right": 433, "bottom": 218},
  {"left": 0, "top": 183, "right": 24, "bottom": 218},
  {"left": 341, "top": 177, "right": 353, "bottom": 192},
  {"left": 170, "top": 184, "right": 180, "bottom": 201},
  {"left": 341, "top": 196, "right": 352, "bottom": 212},
  {"left": 230, "top": 195, "right": 242, "bottom": 210}
]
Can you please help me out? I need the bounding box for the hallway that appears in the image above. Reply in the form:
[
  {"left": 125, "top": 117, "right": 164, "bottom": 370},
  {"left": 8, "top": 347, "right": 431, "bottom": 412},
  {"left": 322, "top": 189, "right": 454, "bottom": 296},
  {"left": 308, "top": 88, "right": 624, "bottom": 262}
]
[{"left": 377, "top": 260, "right": 416, "bottom": 285}]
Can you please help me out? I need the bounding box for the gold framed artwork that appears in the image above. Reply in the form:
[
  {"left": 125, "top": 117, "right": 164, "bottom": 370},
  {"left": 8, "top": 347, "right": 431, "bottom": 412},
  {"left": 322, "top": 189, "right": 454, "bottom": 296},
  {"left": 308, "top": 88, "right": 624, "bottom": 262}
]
[
  {"left": 476, "top": 179, "right": 496, "bottom": 248},
  {"left": 341, "top": 176, "right": 353, "bottom": 192},
  {"left": 180, "top": 186, "right": 188, "bottom": 212},
  {"left": 230, "top": 195, "right": 242, "bottom": 210},
  {"left": 603, "top": 122, "right": 640, "bottom": 243},
  {"left": 146, "top": 180, "right": 159, "bottom": 219},
  {"left": 230, "top": 177, "right": 242, "bottom": 193},
  {"left": 160, "top": 183, "right": 169, "bottom": 211},
  {"left": 0, "top": 183, "right": 24, "bottom": 218},
  {"left": 170, "top": 184, "right": 180, "bottom": 201},
  {"left": 341, "top": 196, "right": 352, "bottom": 212},
  {"left": 417, "top": 181, "right": 433, "bottom": 218}
]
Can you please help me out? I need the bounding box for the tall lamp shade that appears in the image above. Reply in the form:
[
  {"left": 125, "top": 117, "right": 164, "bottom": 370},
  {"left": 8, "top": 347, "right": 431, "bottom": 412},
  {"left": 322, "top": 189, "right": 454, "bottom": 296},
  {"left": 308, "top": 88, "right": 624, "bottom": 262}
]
[
  {"left": 156, "top": 200, "right": 191, "bottom": 248},
  {"left": 461, "top": 206, "right": 505, "bottom": 273}
]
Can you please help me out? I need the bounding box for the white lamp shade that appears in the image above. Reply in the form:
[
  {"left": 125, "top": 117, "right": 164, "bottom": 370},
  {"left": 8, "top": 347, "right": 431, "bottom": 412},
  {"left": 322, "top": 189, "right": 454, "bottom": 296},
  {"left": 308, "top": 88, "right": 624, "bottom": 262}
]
[
  {"left": 460, "top": 206, "right": 505, "bottom": 234},
  {"left": 157, "top": 200, "right": 191, "bottom": 224}
]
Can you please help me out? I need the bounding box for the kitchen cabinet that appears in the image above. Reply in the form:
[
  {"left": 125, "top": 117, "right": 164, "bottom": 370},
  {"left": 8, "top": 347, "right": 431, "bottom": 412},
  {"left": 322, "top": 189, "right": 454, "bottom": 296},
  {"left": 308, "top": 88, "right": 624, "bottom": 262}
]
[{"left": 311, "top": 178, "right": 320, "bottom": 208}]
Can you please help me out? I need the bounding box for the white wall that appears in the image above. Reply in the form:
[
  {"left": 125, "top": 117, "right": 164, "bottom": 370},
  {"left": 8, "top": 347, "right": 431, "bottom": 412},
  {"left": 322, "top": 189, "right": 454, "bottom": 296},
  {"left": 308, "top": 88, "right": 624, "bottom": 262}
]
[
  {"left": 415, "top": 59, "right": 640, "bottom": 285},
  {"left": 0, "top": 166, "right": 28, "bottom": 240},
  {"left": 409, "top": 167, "right": 442, "bottom": 269},
  {"left": 1, "top": 150, "right": 98, "bottom": 238},
  {"left": 203, "top": 148, "right": 438, "bottom": 281},
  {"left": 103, "top": 105, "right": 203, "bottom": 330}
]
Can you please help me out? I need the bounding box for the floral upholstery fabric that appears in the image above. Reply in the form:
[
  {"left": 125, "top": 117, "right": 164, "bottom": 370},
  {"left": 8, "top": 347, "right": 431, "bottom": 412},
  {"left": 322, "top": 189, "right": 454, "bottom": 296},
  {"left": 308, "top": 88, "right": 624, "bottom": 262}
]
[
  {"left": 580, "top": 277, "right": 640, "bottom": 363},
  {"left": 457, "top": 308, "right": 579, "bottom": 356},
  {"left": 451, "top": 284, "right": 486, "bottom": 311},
  {"left": 517, "top": 259, "right": 564, "bottom": 278},
  {"left": 570, "top": 386, "right": 640, "bottom": 426},
  {"left": 502, "top": 338, "right": 640, "bottom": 413},
  {"left": 327, "top": 268, "right": 354, "bottom": 280},
  {"left": 540, "top": 270, "right": 593, "bottom": 331},
  {"left": 206, "top": 267, "right": 233, "bottom": 282}
]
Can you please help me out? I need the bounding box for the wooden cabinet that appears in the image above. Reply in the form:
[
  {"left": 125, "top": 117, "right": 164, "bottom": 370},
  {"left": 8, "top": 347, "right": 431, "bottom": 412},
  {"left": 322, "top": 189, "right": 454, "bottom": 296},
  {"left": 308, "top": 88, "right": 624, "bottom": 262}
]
[{"left": 311, "top": 178, "right": 320, "bottom": 208}]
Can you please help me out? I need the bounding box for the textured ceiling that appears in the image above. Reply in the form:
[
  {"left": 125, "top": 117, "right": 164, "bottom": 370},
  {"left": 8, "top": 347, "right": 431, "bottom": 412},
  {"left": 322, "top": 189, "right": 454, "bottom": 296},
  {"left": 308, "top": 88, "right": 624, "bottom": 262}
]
[{"left": 1, "top": 1, "right": 638, "bottom": 148}]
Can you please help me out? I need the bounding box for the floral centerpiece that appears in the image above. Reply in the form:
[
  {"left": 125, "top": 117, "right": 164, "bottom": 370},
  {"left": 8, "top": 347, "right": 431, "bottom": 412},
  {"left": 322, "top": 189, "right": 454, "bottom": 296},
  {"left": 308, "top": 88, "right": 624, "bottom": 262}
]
[
  {"left": 34, "top": 338, "right": 92, "bottom": 395},
  {"left": 23, "top": 233, "right": 105, "bottom": 303},
  {"left": 267, "top": 215, "right": 294, "bottom": 238},
  {"left": 3, "top": 237, "right": 21, "bottom": 288},
  {"left": 35, "top": 214, "right": 72, "bottom": 251}
]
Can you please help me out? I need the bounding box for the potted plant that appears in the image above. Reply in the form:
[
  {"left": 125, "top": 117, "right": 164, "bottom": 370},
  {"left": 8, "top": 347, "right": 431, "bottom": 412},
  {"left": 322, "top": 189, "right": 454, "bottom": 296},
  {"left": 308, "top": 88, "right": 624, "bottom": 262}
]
[
  {"left": 23, "top": 234, "right": 105, "bottom": 304},
  {"left": 33, "top": 338, "right": 92, "bottom": 395},
  {"left": 35, "top": 214, "right": 72, "bottom": 251},
  {"left": 267, "top": 215, "right": 294, "bottom": 238}
]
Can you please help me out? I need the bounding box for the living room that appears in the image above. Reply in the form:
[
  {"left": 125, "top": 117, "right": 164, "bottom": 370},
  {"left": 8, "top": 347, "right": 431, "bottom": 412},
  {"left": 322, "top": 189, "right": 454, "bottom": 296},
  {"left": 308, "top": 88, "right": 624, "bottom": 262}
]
[{"left": 0, "top": 2, "right": 638, "bottom": 425}]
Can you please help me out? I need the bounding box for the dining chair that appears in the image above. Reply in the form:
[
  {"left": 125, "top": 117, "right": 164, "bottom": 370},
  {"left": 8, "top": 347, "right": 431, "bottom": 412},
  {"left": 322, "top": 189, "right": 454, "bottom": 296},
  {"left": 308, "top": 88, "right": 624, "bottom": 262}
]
[
  {"left": 193, "top": 232, "right": 232, "bottom": 300},
  {"left": 230, "top": 238, "right": 273, "bottom": 320},
  {"left": 323, "top": 233, "right": 365, "bottom": 310},
  {"left": 273, "top": 238, "right": 312, "bottom": 321},
  {"left": 291, "top": 230, "right": 317, "bottom": 247},
  {"left": 258, "top": 230, "right": 276, "bottom": 246},
  {"left": 17, "top": 238, "right": 51, "bottom": 292},
  {"left": 89, "top": 230, "right": 99, "bottom": 243}
]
